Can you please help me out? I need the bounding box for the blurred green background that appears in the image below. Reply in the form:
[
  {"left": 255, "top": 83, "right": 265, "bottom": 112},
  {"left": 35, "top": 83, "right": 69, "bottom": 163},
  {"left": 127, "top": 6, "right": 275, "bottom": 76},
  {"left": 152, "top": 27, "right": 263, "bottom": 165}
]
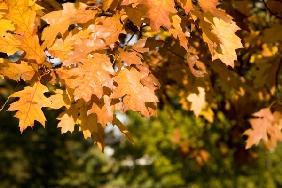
[
  {"left": 0, "top": 0, "right": 282, "bottom": 187},
  {"left": 0, "top": 103, "right": 281, "bottom": 188}
]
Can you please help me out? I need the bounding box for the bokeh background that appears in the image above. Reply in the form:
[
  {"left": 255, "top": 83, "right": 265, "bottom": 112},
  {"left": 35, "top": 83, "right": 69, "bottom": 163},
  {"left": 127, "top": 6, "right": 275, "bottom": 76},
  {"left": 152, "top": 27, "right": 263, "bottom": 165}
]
[
  {"left": 1, "top": 0, "right": 282, "bottom": 187},
  {"left": 0, "top": 98, "right": 281, "bottom": 187}
]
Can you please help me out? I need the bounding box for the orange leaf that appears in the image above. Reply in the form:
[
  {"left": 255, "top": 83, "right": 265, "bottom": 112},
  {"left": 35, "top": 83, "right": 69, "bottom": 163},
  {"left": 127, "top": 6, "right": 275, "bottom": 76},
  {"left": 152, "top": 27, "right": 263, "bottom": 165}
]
[
  {"left": 169, "top": 15, "right": 189, "bottom": 50},
  {"left": 142, "top": 0, "right": 176, "bottom": 30},
  {"left": 0, "top": 60, "right": 35, "bottom": 81},
  {"left": 176, "top": 0, "right": 193, "bottom": 14},
  {"left": 8, "top": 82, "right": 57, "bottom": 132},
  {"left": 58, "top": 53, "right": 114, "bottom": 101},
  {"left": 245, "top": 108, "right": 282, "bottom": 150},
  {"left": 6, "top": 0, "right": 45, "bottom": 64},
  {"left": 42, "top": 3, "right": 97, "bottom": 48},
  {"left": 112, "top": 67, "right": 158, "bottom": 116},
  {"left": 88, "top": 95, "right": 114, "bottom": 126}
]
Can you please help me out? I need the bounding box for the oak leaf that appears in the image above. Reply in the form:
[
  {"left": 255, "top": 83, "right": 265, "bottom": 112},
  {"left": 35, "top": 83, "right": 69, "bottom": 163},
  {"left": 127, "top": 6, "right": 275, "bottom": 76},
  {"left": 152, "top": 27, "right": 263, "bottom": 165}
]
[
  {"left": 57, "top": 97, "right": 81, "bottom": 134},
  {"left": 8, "top": 82, "right": 62, "bottom": 132},
  {"left": 6, "top": 0, "right": 37, "bottom": 34},
  {"left": 0, "top": 60, "right": 35, "bottom": 81},
  {"left": 42, "top": 3, "right": 97, "bottom": 48},
  {"left": 48, "top": 89, "right": 71, "bottom": 109},
  {"left": 119, "top": 49, "right": 143, "bottom": 66},
  {"left": 196, "top": 11, "right": 242, "bottom": 68},
  {"left": 142, "top": 0, "right": 176, "bottom": 30},
  {"left": 169, "top": 15, "right": 189, "bottom": 50},
  {"left": 57, "top": 111, "right": 77, "bottom": 134},
  {"left": 92, "top": 13, "right": 124, "bottom": 47},
  {"left": 198, "top": 0, "right": 231, "bottom": 22},
  {"left": 58, "top": 54, "right": 114, "bottom": 101},
  {"left": 16, "top": 35, "right": 45, "bottom": 64},
  {"left": 0, "top": 17, "right": 15, "bottom": 35},
  {"left": 176, "top": 0, "right": 193, "bottom": 14},
  {"left": 210, "top": 17, "right": 243, "bottom": 67},
  {"left": 57, "top": 98, "right": 105, "bottom": 150},
  {"left": 0, "top": 33, "right": 21, "bottom": 55},
  {"left": 245, "top": 108, "right": 282, "bottom": 150},
  {"left": 47, "top": 34, "right": 75, "bottom": 62},
  {"left": 111, "top": 67, "right": 158, "bottom": 116},
  {"left": 125, "top": 0, "right": 176, "bottom": 30},
  {"left": 88, "top": 95, "right": 114, "bottom": 126},
  {"left": 4, "top": 0, "right": 45, "bottom": 63},
  {"left": 77, "top": 101, "right": 105, "bottom": 150},
  {"left": 59, "top": 13, "right": 124, "bottom": 66}
]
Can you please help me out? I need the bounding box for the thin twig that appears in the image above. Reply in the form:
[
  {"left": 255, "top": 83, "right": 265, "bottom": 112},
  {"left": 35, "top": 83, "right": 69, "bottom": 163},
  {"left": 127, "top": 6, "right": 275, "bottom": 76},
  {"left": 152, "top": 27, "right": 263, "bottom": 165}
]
[
  {"left": 165, "top": 46, "right": 186, "bottom": 60},
  {"left": 125, "top": 33, "right": 136, "bottom": 46},
  {"left": 0, "top": 98, "right": 10, "bottom": 112},
  {"left": 275, "top": 57, "right": 282, "bottom": 91}
]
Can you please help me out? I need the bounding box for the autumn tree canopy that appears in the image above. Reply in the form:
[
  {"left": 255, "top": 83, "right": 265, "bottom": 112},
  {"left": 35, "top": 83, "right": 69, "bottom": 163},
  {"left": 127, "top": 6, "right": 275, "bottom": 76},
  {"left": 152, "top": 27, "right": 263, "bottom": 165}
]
[{"left": 0, "top": 0, "right": 281, "bottom": 151}]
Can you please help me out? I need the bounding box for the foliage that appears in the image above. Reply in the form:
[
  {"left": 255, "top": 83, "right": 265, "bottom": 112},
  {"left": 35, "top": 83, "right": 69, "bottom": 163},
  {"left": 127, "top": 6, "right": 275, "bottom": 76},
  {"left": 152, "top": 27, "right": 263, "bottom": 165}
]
[
  {"left": 110, "top": 108, "right": 282, "bottom": 188},
  {"left": 0, "top": 106, "right": 282, "bottom": 187},
  {"left": 0, "top": 0, "right": 282, "bottom": 151}
]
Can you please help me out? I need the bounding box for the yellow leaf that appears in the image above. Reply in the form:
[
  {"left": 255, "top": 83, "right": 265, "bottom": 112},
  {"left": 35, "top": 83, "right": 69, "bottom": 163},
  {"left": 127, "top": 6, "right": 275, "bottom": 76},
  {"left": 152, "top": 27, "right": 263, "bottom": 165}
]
[
  {"left": 0, "top": 60, "right": 35, "bottom": 81},
  {"left": 113, "top": 115, "right": 133, "bottom": 143},
  {"left": 211, "top": 17, "right": 243, "bottom": 67},
  {"left": 8, "top": 82, "right": 70, "bottom": 132},
  {"left": 0, "top": 18, "right": 15, "bottom": 35},
  {"left": 169, "top": 15, "right": 189, "bottom": 50},
  {"left": 119, "top": 49, "right": 143, "bottom": 66},
  {"left": 57, "top": 99, "right": 81, "bottom": 134},
  {"left": 0, "top": 33, "right": 20, "bottom": 55},
  {"left": 187, "top": 87, "right": 206, "bottom": 117},
  {"left": 199, "top": 0, "right": 218, "bottom": 13},
  {"left": 16, "top": 34, "right": 45, "bottom": 64},
  {"left": 5, "top": 0, "right": 45, "bottom": 63},
  {"left": 6, "top": 0, "right": 37, "bottom": 34},
  {"left": 78, "top": 102, "right": 105, "bottom": 150},
  {"left": 8, "top": 82, "right": 51, "bottom": 132},
  {"left": 48, "top": 34, "right": 75, "bottom": 61},
  {"left": 48, "top": 89, "right": 70, "bottom": 109},
  {"left": 58, "top": 111, "right": 77, "bottom": 133}
]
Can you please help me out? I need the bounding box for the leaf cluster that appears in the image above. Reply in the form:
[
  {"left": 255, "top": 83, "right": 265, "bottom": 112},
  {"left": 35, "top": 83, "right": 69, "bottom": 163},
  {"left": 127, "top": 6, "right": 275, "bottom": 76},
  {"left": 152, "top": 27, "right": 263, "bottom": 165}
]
[{"left": 0, "top": 0, "right": 281, "bottom": 150}]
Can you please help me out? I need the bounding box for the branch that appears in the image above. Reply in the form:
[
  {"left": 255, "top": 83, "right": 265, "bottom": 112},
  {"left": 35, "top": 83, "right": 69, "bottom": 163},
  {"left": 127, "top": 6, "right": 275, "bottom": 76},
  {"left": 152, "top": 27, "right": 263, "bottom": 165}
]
[
  {"left": 262, "top": 0, "right": 282, "bottom": 19},
  {"left": 275, "top": 57, "right": 282, "bottom": 91}
]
